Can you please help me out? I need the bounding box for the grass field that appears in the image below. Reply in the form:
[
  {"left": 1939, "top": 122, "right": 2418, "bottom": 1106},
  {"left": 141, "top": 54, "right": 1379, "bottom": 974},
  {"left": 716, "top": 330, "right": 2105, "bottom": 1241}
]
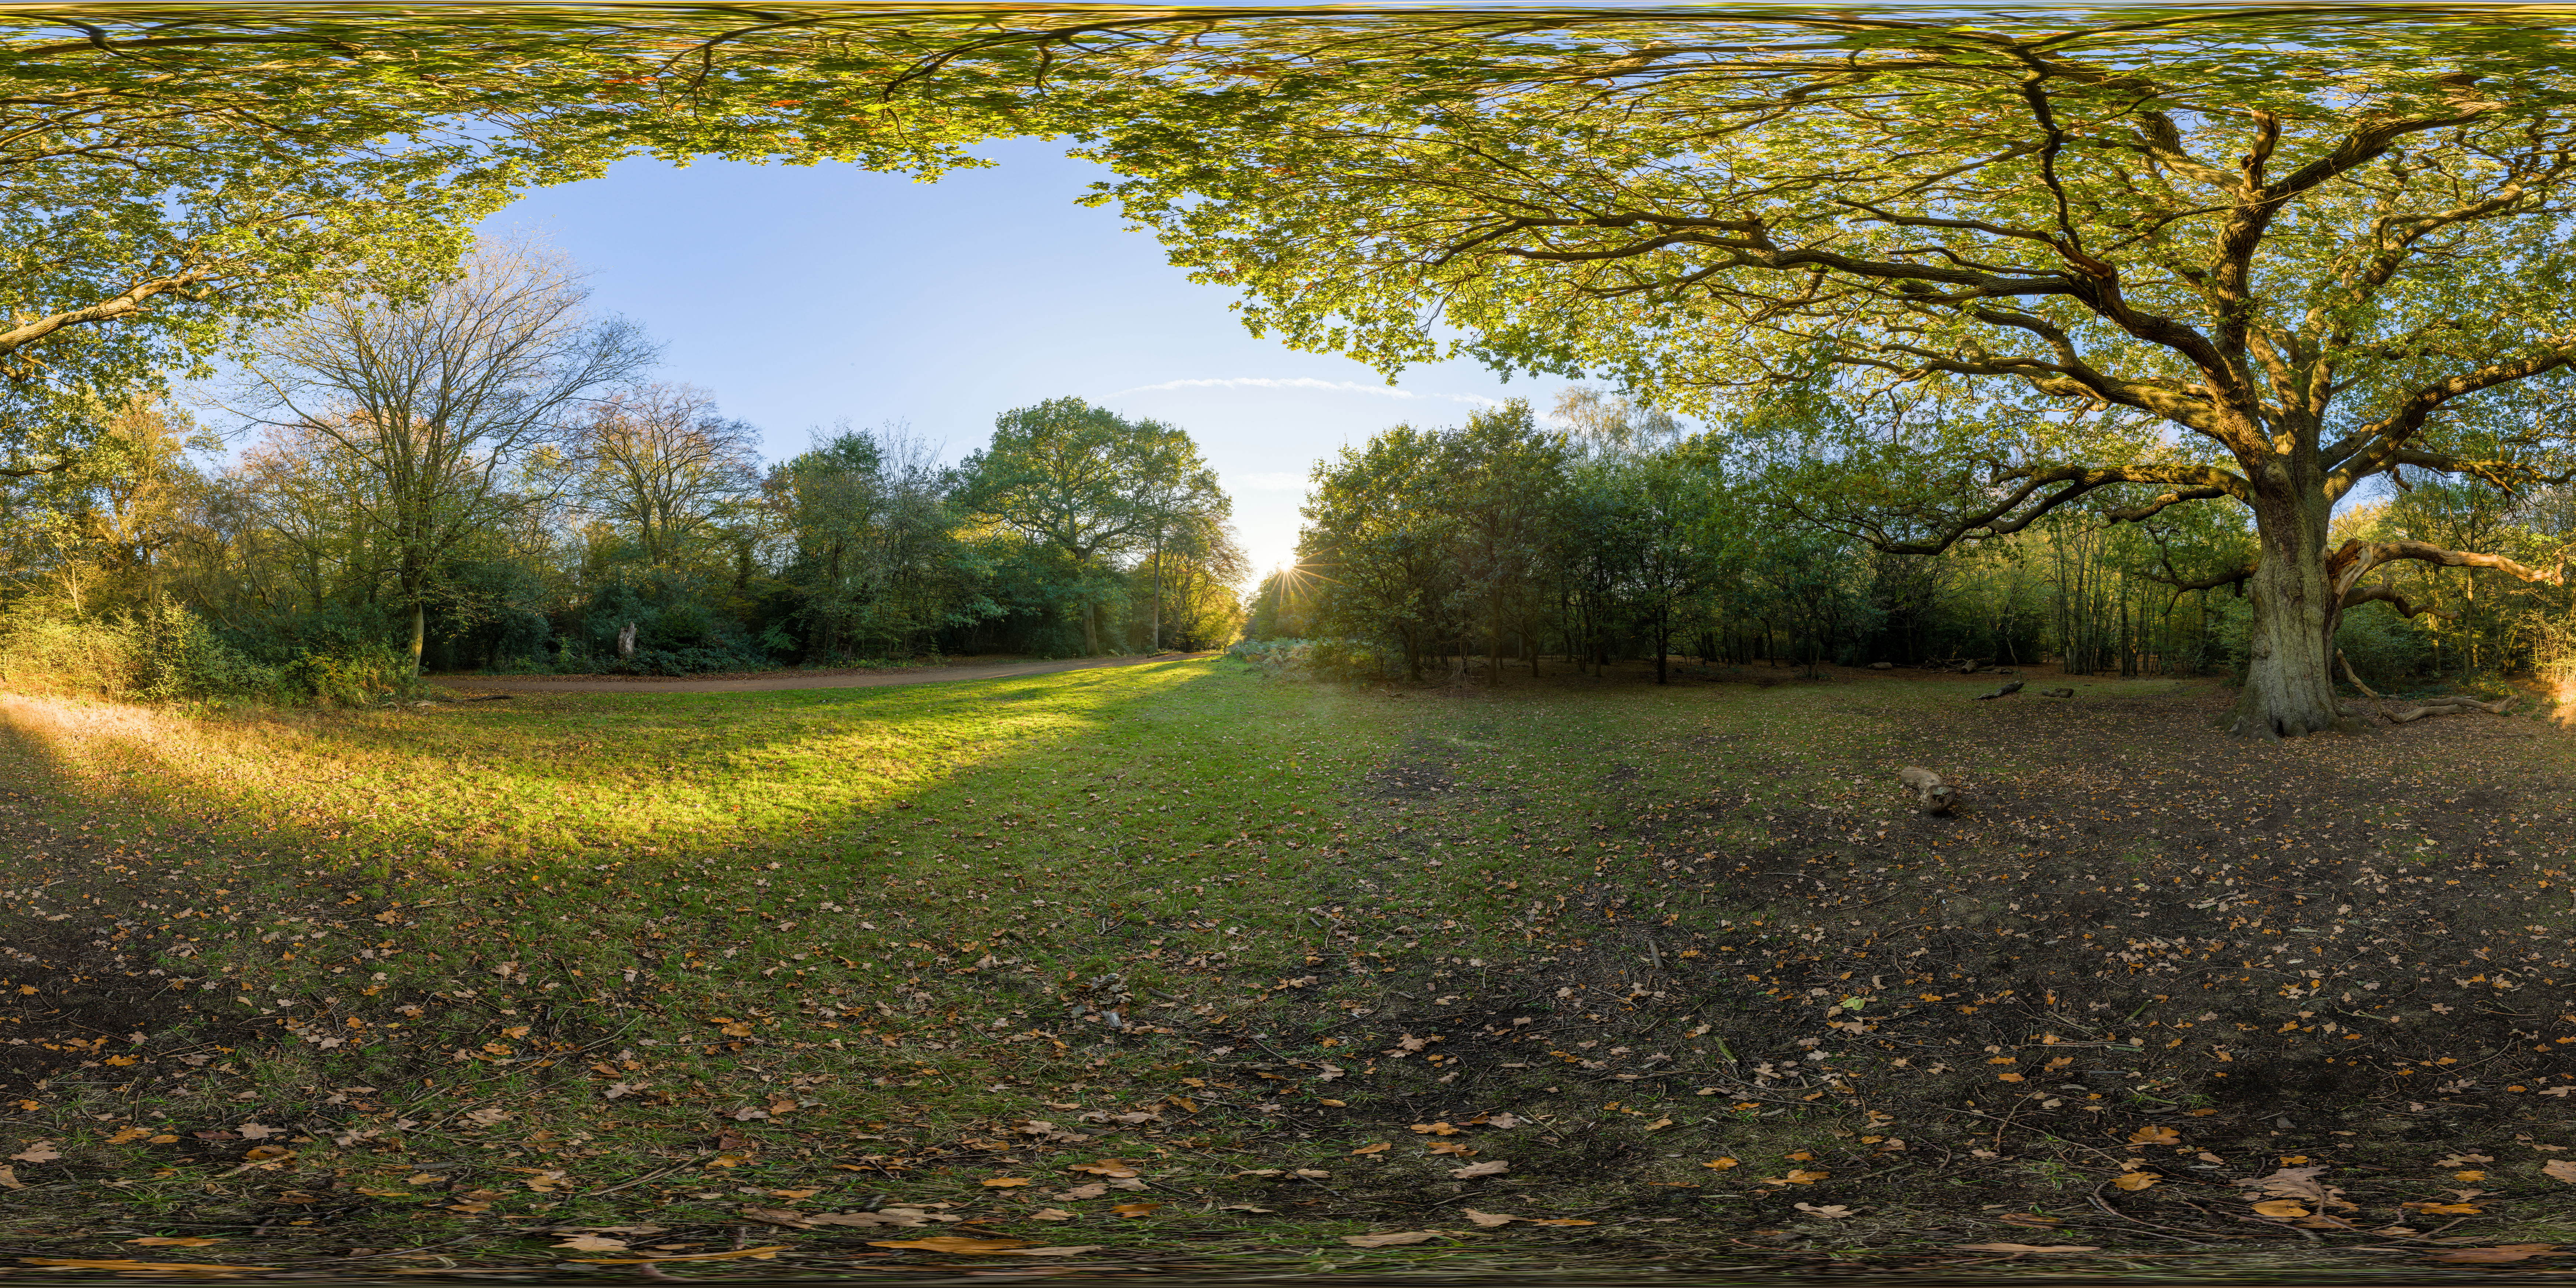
[{"left": 2, "top": 657, "right": 2573, "bottom": 1276}]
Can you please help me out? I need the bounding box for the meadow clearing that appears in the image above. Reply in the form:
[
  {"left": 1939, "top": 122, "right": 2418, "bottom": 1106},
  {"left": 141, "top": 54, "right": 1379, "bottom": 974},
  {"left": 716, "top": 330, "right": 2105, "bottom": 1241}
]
[{"left": 0, "top": 656, "right": 2571, "bottom": 1276}]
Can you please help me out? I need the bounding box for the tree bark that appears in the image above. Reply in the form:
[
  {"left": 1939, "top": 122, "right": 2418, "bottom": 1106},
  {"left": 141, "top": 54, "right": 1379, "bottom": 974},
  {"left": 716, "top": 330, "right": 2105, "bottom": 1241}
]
[
  {"left": 408, "top": 600, "right": 425, "bottom": 676},
  {"left": 2228, "top": 476, "right": 2352, "bottom": 739}
]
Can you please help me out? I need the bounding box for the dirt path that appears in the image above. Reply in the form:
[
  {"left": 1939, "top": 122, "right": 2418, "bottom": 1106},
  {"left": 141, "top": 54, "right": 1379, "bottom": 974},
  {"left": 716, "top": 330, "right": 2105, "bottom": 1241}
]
[{"left": 433, "top": 651, "right": 1216, "bottom": 694}]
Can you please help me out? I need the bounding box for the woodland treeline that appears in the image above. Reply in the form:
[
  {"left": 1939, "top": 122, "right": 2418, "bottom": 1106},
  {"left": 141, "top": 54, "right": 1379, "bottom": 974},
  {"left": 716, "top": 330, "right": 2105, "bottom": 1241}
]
[
  {"left": 0, "top": 251, "right": 1243, "bottom": 700},
  {"left": 1248, "top": 392, "right": 2576, "bottom": 691}
]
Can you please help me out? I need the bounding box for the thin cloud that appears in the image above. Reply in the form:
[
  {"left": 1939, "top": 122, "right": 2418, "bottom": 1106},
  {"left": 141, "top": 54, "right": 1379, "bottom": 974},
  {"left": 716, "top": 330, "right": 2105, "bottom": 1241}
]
[
  {"left": 1113, "top": 376, "right": 1502, "bottom": 408},
  {"left": 1232, "top": 471, "right": 1308, "bottom": 491}
]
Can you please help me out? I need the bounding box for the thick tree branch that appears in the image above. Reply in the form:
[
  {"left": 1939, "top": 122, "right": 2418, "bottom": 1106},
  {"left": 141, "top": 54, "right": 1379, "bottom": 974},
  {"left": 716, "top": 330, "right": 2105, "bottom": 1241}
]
[{"left": 0, "top": 270, "right": 212, "bottom": 354}]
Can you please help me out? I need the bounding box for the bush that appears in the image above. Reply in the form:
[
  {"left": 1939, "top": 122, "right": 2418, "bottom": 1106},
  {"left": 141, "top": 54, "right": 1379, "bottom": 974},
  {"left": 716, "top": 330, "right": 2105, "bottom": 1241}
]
[
  {"left": 1227, "top": 637, "right": 1399, "bottom": 681},
  {"left": 0, "top": 601, "right": 288, "bottom": 703},
  {"left": 286, "top": 641, "right": 421, "bottom": 706}
]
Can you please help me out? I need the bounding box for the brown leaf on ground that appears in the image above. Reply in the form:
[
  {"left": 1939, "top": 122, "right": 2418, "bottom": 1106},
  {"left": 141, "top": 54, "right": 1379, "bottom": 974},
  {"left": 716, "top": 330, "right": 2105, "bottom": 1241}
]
[
  {"left": 572, "top": 1247, "right": 788, "bottom": 1264},
  {"left": 1795, "top": 1203, "right": 1855, "bottom": 1219},
  {"left": 866, "top": 1238, "right": 1033, "bottom": 1255},
  {"left": 8, "top": 1143, "right": 60, "bottom": 1164},
  {"left": 1450, "top": 1160, "right": 1509, "bottom": 1179},
  {"left": 805, "top": 1212, "right": 915, "bottom": 1228},
  {"left": 1219, "top": 1204, "right": 1273, "bottom": 1214},
  {"left": 995, "top": 1246, "right": 1108, "bottom": 1257},
  {"left": 1409, "top": 1122, "right": 1459, "bottom": 1135},
  {"left": 1342, "top": 1232, "right": 1445, "bottom": 1248},
  {"left": 1067, "top": 1159, "right": 1139, "bottom": 1177},
  {"left": 1426, "top": 1142, "right": 1477, "bottom": 1157},
  {"left": 2427, "top": 1246, "right": 2563, "bottom": 1265},
  {"left": 2126, "top": 1127, "right": 2180, "bottom": 1146},
  {"left": 2113, "top": 1173, "right": 2161, "bottom": 1191},
  {"left": 1351, "top": 1143, "right": 1391, "bottom": 1156},
  {"left": 0, "top": 1168, "right": 23, "bottom": 1190},
  {"left": 1462, "top": 1210, "right": 1517, "bottom": 1228},
  {"left": 1055, "top": 1183, "right": 1109, "bottom": 1201},
  {"left": 1956, "top": 1245, "right": 2101, "bottom": 1255},
  {"left": 1027, "top": 1209, "right": 1075, "bottom": 1222},
  {"left": 105, "top": 1127, "right": 153, "bottom": 1145},
  {"left": 981, "top": 1178, "right": 1032, "bottom": 1188},
  {"left": 550, "top": 1236, "right": 630, "bottom": 1253},
  {"left": 25, "top": 1260, "right": 279, "bottom": 1274},
  {"left": 2544, "top": 1160, "right": 2576, "bottom": 1184},
  {"left": 739, "top": 1208, "right": 812, "bottom": 1227},
  {"left": 1111, "top": 1203, "right": 1160, "bottom": 1218},
  {"left": 1702, "top": 1158, "right": 1739, "bottom": 1170},
  {"left": 2251, "top": 1200, "right": 2310, "bottom": 1218}
]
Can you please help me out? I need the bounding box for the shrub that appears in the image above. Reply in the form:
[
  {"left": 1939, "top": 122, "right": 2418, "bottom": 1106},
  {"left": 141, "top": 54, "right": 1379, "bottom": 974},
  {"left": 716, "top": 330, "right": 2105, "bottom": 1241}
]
[
  {"left": 1227, "top": 637, "right": 1398, "bottom": 681},
  {"left": 0, "top": 601, "right": 288, "bottom": 703}
]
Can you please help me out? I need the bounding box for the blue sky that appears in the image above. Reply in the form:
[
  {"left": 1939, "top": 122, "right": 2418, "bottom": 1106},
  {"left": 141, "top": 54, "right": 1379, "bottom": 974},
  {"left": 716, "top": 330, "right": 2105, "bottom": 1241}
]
[{"left": 479, "top": 138, "right": 1576, "bottom": 583}]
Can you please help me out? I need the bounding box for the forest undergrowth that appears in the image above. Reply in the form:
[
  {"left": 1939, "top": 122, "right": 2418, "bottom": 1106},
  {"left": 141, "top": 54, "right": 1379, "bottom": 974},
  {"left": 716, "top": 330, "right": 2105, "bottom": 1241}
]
[{"left": 0, "top": 657, "right": 2570, "bottom": 1280}]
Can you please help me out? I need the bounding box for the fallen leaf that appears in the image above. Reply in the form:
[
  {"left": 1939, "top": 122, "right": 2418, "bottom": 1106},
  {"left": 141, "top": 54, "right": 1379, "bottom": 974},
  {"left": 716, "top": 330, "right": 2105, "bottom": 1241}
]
[
  {"left": 243, "top": 1146, "right": 295, "bottom": 1163},
  {"left": 0, "top": 1166, "right": 21, "bottom": 1189},
  {"left": 1111, "top": 1203, "right": 1160, "bottom": 1218},
  {"left": 740, "top": 1208, "right": 812, "bottom": 1227},
  {"left": 460, "top": 1108, "right": 510, "bottom": 1128},
  {"left": 2416, "top": 1203, "right": 2484, "bottom": 1214},
  {"left": 867, "top": 1238, "right": 1034, "bottom": 1255},
  {"left": 1773, "top": 1169, "right": 1829, "bottom": 1185},
  {"left": 1057, "top": 1183, "right": 1109, "bottom": 1201},
  {"left": 1528, "top": 1218, "right": 1597, "bottom": 1227},
  {"left": 1342, "top": 1232, "right": 1444, "bottom": 1248},
  {"left": 1795, "top": 1203, "right": 1855, "bottom": 1219},
  {"left": 9, "top": 1143, "right": 60, "bottom": 1164},
  {"left": 1351, "top": 1143, "right": 1391, "bottom": 1156},
  {"left": 805, "top": 1211, "right": 938, "bottom": 1228},
  {"left": 1450, "top": 1160, "right": 1509, "bottom": 1179},
  {"left": 24, "top": 1260, "right": 279, "bottom": 1273},
  {"left": 2113, "top": 1173, "right": 2161, "bottom": 1192},
  {"left": 2127, "top": 1126, "right": 2181, "bottom": 1146},
  {"left": 1066, "top": 1159, "right": 1138, "bottom": 1177},
  {"left": 551, "top": 1236, "right": 630, "bottom": 1253},
  {"left": 982, "top": 1178, "right": 1033, "bottom": 1189},
  {"left": 1409, "top": 1122, "right": 1459, "bottom": 1135},
  {"left": 2544, "top": 1160, "right": 2576, "bottom": 1184},
  {"left": 995, "top": 1246, "right": 1107, "bottom": 1257},
  {"left": 1998, "top": 1213, "right": 2060, "bottom": 1228},
  {"left": 1289, "top": 1168, "right": 1331, "bottom": 1180},
  {"left": 106, "top": 1128, "right": 153, "bottom": 1145},
  {"left": 2452, "top": 1170, "right": 2487, "bottom": 1182},
  {"left": 1218, "top": 1204, "right": 1273, "bottom": 1214},
  {"left": 1426, "top": 1142, "right": 1477, "bottom": 1157},
  {"left": 1956, "top": 1244, "right": 2101, "bottom": 1255},
  {"left": 235, "top": 1123, "right": 279, "bottom": 1140},
  {"left": 1702, "top": 1158, "right": 1740, "bottom": 1171},
  {"left": 2251, "top": 1200, "right": 2310, "bottom": 1218},
  {"left": 130, "top": 1238, "right": 222, "bottom": 1248},
  {"left": 572, "top": 1247, "right": 790, "bottom": 1265},
  {"left": 2427, "top": 1246, "right": 2562, "bottom": 1265},
  {"left": 1462, "top": 1210, "right": 1518, "bottom": 1228}
]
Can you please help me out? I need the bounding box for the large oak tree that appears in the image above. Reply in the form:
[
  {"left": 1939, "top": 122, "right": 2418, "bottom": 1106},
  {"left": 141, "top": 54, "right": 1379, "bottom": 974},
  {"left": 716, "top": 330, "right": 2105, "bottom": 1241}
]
[{"left": 1059, "top": 9, "right": 2576, "bottom": 736}]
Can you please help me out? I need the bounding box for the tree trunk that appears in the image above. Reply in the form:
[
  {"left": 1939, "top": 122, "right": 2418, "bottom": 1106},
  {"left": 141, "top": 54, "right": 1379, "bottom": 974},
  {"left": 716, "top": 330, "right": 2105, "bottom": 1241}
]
[
  {"left": 2229, "top": 478, "right": 2353, "bottom": 739},
  {"left": 408, "top": 600, "right": 425, "bottom": 676}
]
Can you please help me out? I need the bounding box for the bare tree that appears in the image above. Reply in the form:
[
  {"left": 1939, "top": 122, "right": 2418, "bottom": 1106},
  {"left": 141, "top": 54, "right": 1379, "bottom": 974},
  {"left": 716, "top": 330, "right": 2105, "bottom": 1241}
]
[
  {"left": 577, "top": 382, "right": 761, "bottom": 567},
  {"left": 233, "top": 242, "right": 654, "bottom": 668}
]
